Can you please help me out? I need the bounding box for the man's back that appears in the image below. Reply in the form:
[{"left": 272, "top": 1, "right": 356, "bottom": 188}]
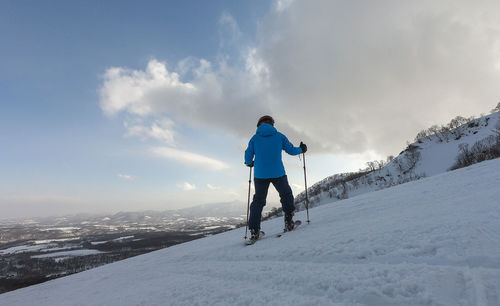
[{"left": 245, "top": 123, "right": 301, "bottom": 179}]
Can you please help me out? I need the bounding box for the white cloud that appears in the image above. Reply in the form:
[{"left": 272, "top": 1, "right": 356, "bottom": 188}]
[
  {"left": 207, "top": 184, "right": 222, "bottom": 190},
  {"left": 99, "top": 1, "right": 500, "bottom": 157},
  {"left": 99, "top": 57, "right": 275, "bottom": 143},
  {"left": 118, "top": 174, "right": 134, "bottom": 180},
  {"left": 177, "top": 182, "right": 196, "bottom": 191},
  {"left": 151, "top": 147, "right": 230, "bottom": 170},
  {"left": 124, "top": 118, "right": 176, "bottom": 145},
  {"left": 275, "top": 0, "right": 294, "bottom": 12},
  {"left": 218, "top": 11, "right": 242, "bottom": 48},
  {"left": 252, "top": 0, "right": 500, "bottom": 155},
  {"left": 99, "top": 59, "right": 196, "bottom": 117}
]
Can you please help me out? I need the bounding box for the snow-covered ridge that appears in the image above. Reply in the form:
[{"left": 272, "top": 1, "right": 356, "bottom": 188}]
[
  {"left": 295, "top": 111, "right": 500, "bottom": 210},
  {"left": 1, "top": 158, "right": 499, "bottom": 305}
]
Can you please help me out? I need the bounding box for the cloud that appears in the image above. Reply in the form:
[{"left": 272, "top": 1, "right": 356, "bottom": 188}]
[
  {"left": 218, "top": 11, "right": 242, "bottom": 49},
  {"left": 99, "top": 1, "right": 500, "bottom": 157},
  {"left": 207, "top": 184, "right": 222, "bottom": 190},
  {"left": 151, "top": 147, "right": 230, "bottom": 170},
  {"left": 99, "top": 56, "right": 269, "bottom": 133},
  {"left": 124, "top": 118, "right": 176, "bottom": 145},
  {"left": 177, "top": 182, "right": 196, "bottom": 191},
  {"left": 253, "top": 0, "right": 500, "bottom": 155},
  {"left": 99, "top": 59, "right": 196, "bottom": 117},
  {"left": 118, "top": 174, "right": 134, "bottom": 180},
  {"left": 275, "top": 0, "right": 294, "bottom": 12}
]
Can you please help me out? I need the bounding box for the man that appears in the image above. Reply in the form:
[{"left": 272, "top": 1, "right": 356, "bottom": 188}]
[{"left": 244, "top": 115, "right": 307, "bottom": 242}]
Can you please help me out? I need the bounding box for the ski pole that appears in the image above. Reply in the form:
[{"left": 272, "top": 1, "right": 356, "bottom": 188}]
[
  {"left": 302, "top": 151, "right": 310, "bottom": 223},
  {"left": 244, "top": 166, "right": 252, "bottom": 239}
]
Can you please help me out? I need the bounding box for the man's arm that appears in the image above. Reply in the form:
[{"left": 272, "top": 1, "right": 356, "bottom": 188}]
[
  {"left": 244, "top": 137, "right": 255, "bottom": 165},
  {"left": 281, "top": 134, "right": 303, "bottom": 156}
]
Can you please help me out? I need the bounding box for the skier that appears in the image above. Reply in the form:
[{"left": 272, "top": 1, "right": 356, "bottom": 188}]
[{"left": 244, "top": 115, "right": 307, "bottom": 242}]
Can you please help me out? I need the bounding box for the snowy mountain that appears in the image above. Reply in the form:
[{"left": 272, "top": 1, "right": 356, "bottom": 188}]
[
  {"left": 1, "top": 157, "right": 499, "bottom": 305},
  {"left": 295, "top": 111, "right": 500, "bottom": 211}
]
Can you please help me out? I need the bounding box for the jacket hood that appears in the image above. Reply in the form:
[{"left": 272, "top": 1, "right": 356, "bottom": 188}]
[{"left": 256, "top": 123, "right": 277, "bottom": 137}]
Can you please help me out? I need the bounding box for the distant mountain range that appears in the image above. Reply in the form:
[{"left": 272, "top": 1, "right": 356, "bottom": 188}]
[{"left": 0, "top": 201, "right": 247, "bottom": 228}]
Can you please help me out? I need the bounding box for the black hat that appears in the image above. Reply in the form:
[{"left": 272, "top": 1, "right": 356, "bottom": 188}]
[{"left": 257, "top": 115, "right": 274, "bottom": 127}]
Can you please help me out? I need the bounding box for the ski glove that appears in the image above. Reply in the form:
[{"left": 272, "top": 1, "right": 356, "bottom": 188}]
[
  {"left": 300, "top": 142, "right": 307, "bottom": 153},
  {"left": 245, "top": 161, "right": 254, "bottom": 167}
]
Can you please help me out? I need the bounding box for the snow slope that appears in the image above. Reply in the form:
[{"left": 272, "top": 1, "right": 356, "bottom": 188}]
[
  {"left": 295, "top": 112, "right": 500, "bottom": 210},
  {"left": 1, "top": 159, "right": 499, "bottom": 305},
  {"left": 411, "top": 112, "right": 500, "bottom": 176}
]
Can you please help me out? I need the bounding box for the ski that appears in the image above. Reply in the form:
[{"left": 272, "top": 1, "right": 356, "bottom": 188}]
[
  {"left": 276, "top": 220, "right": 302, "bottom": 237},
  {"left": 245, "top": 231, "right": 265, "bottom": 245}
]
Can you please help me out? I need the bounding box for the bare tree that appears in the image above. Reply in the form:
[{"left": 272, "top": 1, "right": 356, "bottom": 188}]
[
  {"left": 448, "top": 116, "right": 469, "bottom": 129},
  {"left": 428, "top": 125, "right": 443, "bottom": 142},
  {"left": 374, "top": 160, "right": 385, "bottom": 170},
  {"left": 366, "top": 161, "right": 377, "bottom": 172},
  {"left": 404, "top": 150, "right": 421, "bottom": 172},
  {"left": 393, "top": 157, "right": 404, "bottom": 173},
  {"left": 414, "top": 130, "right": 429, "bottom": 142},
  {"left": 495, "top": 121, "right": 500, "bottom": 141}
]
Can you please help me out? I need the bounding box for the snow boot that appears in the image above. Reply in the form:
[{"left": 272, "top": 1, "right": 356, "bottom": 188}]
[
  {"left": 250, "top": 229, "right": 260, "bottom": 241},
  {"left": 284, "top": 212, "right": 295, "bottom": 232}
]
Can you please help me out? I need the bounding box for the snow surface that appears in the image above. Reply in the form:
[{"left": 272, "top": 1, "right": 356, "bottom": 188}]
[
  {"left": 1, "top": 159, "right": 499, "bottom": 305},
  {"left": 112, "top": 236, "right": 134, "bottom": 242},
  {"left": 33, "top": 238, "right": 80, "bottom": 245},
  {"left": 413, "top": 112, "right": 500, "bottom": 177},
  {"left": 31, "top": 249, "right": 105, "bottom": 259},
  {"left": 0, "top": 242, "right": 78, "bottom": 255},
  {"left": 90, "top": 241, "right": 108, "bottom": 245},
  {"left": 0, "top": 245, "right": 50, "bottom": 255}
]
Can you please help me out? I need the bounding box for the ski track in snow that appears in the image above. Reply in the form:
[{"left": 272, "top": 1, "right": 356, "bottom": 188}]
[{"left": 1, "top": 159, "right": 500, "bottom": 305}]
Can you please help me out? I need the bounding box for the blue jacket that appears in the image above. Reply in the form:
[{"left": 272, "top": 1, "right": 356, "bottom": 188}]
[{"left": 245, "top": 123, "right": 303, "bottom": 179}]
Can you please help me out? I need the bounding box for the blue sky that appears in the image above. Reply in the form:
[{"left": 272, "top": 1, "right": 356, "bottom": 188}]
[
  {"left": 0, "top": 0, "right": 275, "bottom": 218},
  {"left": 2, "top": 0, "right": 500, "bottom": 219}
]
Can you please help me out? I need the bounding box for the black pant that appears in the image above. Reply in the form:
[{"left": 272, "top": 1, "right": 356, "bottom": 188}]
[{"left": 248, "top": 175, "right": 295, "bottom": 230}]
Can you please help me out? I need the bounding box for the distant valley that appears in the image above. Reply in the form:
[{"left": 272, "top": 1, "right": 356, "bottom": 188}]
[{"left": 0, "top": 202, "right": 246, "bottom": 294}]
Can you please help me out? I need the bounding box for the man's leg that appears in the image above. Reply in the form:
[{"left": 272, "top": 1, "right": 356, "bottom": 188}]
[
  {"left": 248, "top": 178, "right": 270, "bottom": 231},
  {"left": 272, "top": 175, "right": 296, "bottom": 231},
  {"left": 271, "top": 175, "right": 295, "bottom": 214}
]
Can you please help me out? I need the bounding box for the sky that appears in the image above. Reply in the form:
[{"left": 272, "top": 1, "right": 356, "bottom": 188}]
[{"left": 1, "top": 0, "right": 500, "bottom": 219}]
